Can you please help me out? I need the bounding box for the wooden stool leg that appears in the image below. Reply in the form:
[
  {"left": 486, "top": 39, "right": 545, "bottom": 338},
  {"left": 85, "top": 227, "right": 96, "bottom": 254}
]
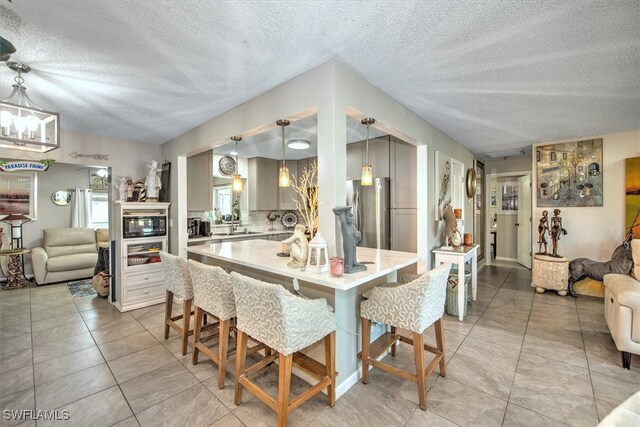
[
  {"left": 277, "top": 353, "right": 293, "bottom": 427},
  {"left": 164, "top": 290, "right": 173, "bottom": 339},
  {"left": 434, "top": 318, "right": 446, "bottom": 377},
  {"left": 234, "top": 330, "right": 248, "bottom": 405},
  {"left": 181, "top": 298, "right": 192, "bottom": 355},
  {"left": 324, "top": 331, "right": 336, "bottom": 407},
  {"left": 217, "top": 319, "right": 231, "bottom": 389},
  {"left": 390, "top": 326, "right": 397, "bottom": 356},
  {"left": 413, "top": 331, "right": 427, "bottom": 411},
  {"left": 361, "top": 317, "right": 371, "bottom": 384},
  {"left": 265, "top": 347, "right": 272, "bottom": 357},
  {"left": 192, "top": 306, "right": 203, "bottom": 365}
]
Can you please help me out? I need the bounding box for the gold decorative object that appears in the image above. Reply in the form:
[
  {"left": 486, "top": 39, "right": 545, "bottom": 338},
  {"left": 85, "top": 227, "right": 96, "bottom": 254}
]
[{"left": 290, "top": 160, "right": 318, "bottom": 239}]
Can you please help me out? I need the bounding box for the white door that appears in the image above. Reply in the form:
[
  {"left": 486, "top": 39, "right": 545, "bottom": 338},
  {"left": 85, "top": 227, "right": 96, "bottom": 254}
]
[{"left": 517, "top": 174, "right": 532, "bottom": 268}]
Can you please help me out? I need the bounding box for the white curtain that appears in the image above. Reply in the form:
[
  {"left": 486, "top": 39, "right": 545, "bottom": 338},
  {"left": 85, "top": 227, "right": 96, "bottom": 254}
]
[{"left": 71, "top": 188, "right": 93, "bottom": 228}]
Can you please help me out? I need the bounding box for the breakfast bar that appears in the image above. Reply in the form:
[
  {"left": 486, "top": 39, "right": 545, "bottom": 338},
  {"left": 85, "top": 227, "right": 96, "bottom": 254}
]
[{"left": 187, "top": 239, "right": 419, "bottom": 398}]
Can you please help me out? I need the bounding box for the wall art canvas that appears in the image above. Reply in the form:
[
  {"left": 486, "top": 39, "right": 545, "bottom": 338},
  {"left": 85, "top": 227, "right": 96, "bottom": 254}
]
[
  {"left": 626, "top": 156, "right": 640, "bottom": 239},
  {"left": 0, "top": 171, "right": 37, "bottom": 219},
  {"left": 434, "top": 151, "right": 451, "bottom": 220},
  {"left": 536, "top": 139, "right": 603, "bottom": 207}
]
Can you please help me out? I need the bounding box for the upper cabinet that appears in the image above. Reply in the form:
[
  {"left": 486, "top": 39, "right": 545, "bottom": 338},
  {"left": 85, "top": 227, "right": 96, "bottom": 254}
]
[
  {"left": 346, "top": 137, "right": 390, "bottom": 180},
  {"left": 391, "top": 137, "right": 418, "bottom": 209},
  {"left": 187, "top": 150, "right": 213, "bottom": 211},
  {"left": 248, "top": 157, "right": 278, "bottom": 211}
]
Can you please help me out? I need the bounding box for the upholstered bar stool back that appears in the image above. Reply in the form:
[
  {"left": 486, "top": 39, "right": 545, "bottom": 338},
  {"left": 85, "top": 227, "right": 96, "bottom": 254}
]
[
  {"left": 160, "top": 251, "right": 194, "bottom": 355},
  {"left": 187, "top": 260, "right": 236, "bottom": 388},
  {"left": 231, "top": 272, "right": 337, "bottom": 427},
  {"left": 360, "top": 262, "right": 451, "bottom": 410}
]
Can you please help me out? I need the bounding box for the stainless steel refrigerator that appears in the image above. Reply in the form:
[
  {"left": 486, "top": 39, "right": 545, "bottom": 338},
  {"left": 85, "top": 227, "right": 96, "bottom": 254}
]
[{"left": 346, "top": 178, "right": 391, "bottom": 249}]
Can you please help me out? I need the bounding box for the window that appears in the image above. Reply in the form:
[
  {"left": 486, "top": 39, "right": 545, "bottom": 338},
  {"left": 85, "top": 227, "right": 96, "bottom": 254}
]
[
  {"left": 214, "top": 186, "right": 232, "bottom": 216},
  {"left": 91, "top": 191, "right": 109, "bottom": 229}
]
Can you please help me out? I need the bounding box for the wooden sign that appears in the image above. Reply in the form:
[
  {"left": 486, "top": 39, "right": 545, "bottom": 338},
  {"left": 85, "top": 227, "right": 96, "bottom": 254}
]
[{"left": 0, "top": 161, "right": 51, "bottom": 172}]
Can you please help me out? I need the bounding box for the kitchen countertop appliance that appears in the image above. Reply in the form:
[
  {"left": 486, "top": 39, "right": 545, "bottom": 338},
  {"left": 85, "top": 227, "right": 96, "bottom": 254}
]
[
  {"left": 188, "top": 217, "right": 201, "bottom": 238},
  {"left": 199, "top": 220, "right": 211, "bottom": 237},
  {"left": 346, "top": 177, "right": 390, "bottom": 250}
]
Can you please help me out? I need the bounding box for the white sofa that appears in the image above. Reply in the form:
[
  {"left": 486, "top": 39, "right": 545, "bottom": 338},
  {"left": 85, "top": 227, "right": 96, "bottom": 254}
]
[
  {"left": 603, "top": 239, "right": 640, "bottom": 369},
  {"left": 31, "top": 227, "right": 108, "bottom": 285}
]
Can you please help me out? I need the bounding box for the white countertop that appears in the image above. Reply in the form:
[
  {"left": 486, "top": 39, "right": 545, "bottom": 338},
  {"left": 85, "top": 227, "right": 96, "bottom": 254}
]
[
  {"left": 187, "top": 230, "right": 293, "bottom": 243},
  {"left": 187, "top": 240, "right": 419, "bottom": 291}
]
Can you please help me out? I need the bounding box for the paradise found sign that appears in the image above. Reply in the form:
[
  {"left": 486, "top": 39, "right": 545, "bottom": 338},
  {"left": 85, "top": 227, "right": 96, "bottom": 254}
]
[{"left": 0, "top": 159, "right": 55, "bottom": 172}]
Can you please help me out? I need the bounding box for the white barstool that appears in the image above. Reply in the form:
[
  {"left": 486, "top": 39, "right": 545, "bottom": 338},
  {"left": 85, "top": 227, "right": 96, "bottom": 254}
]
[
  {"left": 230, "top": 272, "right": 337, "bottom": 427},
  {"left": 360, "top": 262, "right": 451, "bottom": 410},
  {"left": 187, "top": 260, "right": 236, "bottom": 389},
  {"left": 160, "top": 251, "right": 194, "bottom": 355}
]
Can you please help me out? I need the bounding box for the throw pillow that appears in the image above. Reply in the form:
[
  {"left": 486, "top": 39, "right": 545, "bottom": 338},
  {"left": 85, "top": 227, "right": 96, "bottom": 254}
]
[{"left": 632, "top": 239, "right": 640, "bottom": 281}]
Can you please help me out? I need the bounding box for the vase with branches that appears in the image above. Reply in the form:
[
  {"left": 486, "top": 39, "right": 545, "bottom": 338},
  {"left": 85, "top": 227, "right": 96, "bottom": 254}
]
[{"left": 290, "top": 160, "right": 318, "bottom": 240}]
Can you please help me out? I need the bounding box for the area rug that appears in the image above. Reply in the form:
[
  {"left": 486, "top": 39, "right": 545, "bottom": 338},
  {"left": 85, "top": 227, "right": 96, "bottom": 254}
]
[{"left": 67, "top": 279, "right": 96, "bottom": 298}]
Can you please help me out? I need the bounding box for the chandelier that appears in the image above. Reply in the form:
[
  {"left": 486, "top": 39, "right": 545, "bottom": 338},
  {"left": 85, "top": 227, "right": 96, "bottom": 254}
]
[{"left": 0, "top": 62, "right": 60, "bottom": 152}]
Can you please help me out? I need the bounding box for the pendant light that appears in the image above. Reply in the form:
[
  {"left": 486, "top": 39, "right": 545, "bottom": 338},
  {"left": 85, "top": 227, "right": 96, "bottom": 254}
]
[
  {"left": 277, "top": 119, "right": 291, "bottom": 187},
  {"left": 361, "top": 117, "right": 375, "bottom": 186},
  {"left": 231, "top": 136, "right": 243, "bottom": 192}
]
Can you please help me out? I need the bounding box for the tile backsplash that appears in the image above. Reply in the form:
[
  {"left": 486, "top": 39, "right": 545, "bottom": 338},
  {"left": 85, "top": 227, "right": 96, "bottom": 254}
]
[{"left": 187, "top": 210, "right": 296, "bottom": 232}]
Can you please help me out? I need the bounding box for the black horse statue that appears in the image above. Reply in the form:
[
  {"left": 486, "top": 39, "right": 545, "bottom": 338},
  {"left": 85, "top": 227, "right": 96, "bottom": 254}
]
[{"left": 567, "top": 236, "right": 633, "bottom": 297}]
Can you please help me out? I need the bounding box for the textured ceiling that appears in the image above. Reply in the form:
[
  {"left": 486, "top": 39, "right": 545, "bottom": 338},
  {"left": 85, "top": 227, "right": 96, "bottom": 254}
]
[
  {"left": 213, "top": 115, "right": 387, "bottom": 160},
  {"left": 1, "top": 1, "right": 638, "bottom": 155}
]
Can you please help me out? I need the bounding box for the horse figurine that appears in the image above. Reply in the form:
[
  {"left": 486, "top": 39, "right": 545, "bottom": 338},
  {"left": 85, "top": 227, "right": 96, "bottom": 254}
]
[{"left": 567, "top": 235, "right": 633, "bottom": 298}]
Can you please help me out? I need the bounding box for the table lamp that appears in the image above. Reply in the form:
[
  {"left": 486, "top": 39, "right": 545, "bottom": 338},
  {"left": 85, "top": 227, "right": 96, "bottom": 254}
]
[{"left": 0, "top": 213, "right": 31, "bottom": 248}]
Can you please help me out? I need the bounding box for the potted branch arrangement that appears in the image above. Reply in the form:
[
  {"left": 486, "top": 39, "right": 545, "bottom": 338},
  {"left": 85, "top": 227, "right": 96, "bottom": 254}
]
[{"left": 290, "top": 161, "right": 318, "bottom": 240}]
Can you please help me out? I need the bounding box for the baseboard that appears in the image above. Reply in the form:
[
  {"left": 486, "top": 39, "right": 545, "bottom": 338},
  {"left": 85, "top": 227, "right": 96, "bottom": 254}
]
[{"left": 495, "top": 256, "right": 518, "bottom": 262}]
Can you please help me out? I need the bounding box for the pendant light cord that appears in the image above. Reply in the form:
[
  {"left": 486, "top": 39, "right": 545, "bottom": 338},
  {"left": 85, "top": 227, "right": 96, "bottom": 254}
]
[
  {"left": 365, "top": 121, "right": 370, "bottom": 164},
  {"left": 281, "top": 123, "right": 285, "bottom": 167}
]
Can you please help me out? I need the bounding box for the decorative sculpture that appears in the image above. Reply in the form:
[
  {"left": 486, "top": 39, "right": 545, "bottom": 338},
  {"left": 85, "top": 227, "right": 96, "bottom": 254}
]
[
  {"left": 442, "top": 204, "right": 462, "bottom": 248},
  {"left": 333, "top": 206, "right": 367, "bottom": 273},
  {"left": 549, "top": 208, "right": 567, "bottom": 257},
  {"left": 117, "top": 176, "right": 128, "bottom": 202},
  {"left": 281, "top": 224, "right": 309, "bottom": 269},
  {"left": 144, "top": 160, "right": 162, "bottom": 202},
  {"left": 536, "top": 210, "right": 549, "bottom": 254}
]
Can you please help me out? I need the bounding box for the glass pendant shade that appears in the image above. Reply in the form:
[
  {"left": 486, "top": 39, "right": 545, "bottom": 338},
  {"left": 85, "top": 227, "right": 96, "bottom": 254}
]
[
  {"left": 0, "top": 62, "right": 59, "bottom": 153},
  {"left": 279, "top": 165, "right": 290, "bottom": 187},
  {"left": 277, "top": 119, "right": 291, "bottom": 187},
  {"left": 360, "top": 117, "right": 375, "bottom": 186},
  {"left": 361, "top": 164, "right": 373, "bottom": 186},
  {"left": 231, "top": 136, "right": 243, "bottom": 192}
]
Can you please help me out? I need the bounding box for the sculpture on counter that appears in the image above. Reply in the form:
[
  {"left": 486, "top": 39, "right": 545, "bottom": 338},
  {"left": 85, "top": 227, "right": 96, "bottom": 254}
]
[
  {"left": 232, "top": 199, "right": 240, "bottom": 221},
  {"left": 282, "top": 224, "right": 309, "bottom": 269},
  {"left": 550, "top": 208, "right": 567, "bottom": 257},
  {"left": 536, "top": 210, "right": 549, "bottom": 254},
  {"left": 333, "top": 206, "right": 367, "bottom": 273},
  {"left": 214, "top": 207, "right": 223, "bottom": 224},
  {"left": 144, "top": 160, "right": 162, "bottom": 202},
  {"left": 443, "top": 204, "right": 462, "bottom": 248}
]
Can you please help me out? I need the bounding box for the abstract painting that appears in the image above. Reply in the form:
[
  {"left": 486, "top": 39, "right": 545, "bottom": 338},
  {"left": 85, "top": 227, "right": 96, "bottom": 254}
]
[
  {"left": 626, "top": 157, "right": 640, "bottom": 239},
  {"left": 536, "top": 139, "right": 603, "bottom": 207}
]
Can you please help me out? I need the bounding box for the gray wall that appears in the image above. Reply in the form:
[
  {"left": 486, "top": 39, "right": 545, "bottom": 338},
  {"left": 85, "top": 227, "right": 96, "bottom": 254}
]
[{"left": 485, "top": 156, "right": 532, "bottom": 174}]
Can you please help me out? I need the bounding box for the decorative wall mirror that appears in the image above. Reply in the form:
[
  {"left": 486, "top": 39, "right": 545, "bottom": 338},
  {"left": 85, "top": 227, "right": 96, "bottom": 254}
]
[{"left": 51, "top": 190, "right": 72, "bottom": 206}]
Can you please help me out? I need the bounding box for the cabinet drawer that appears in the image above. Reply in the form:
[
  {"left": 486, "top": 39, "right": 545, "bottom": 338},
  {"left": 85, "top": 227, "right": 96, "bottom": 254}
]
[
  {"left": 125, "top": 270, "right": 164, "bottom": 289},
  {"left": 124, "top": 282, "right": 165, "bottom": 304}
]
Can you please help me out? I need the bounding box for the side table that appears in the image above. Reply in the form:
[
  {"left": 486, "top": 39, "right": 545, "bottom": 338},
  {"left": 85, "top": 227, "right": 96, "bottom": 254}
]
[
  {"left": 532, "top": 254, "right": 568, "bottom": 296},
  {"left": 0, "top": 249, "right": 31, "bottom": 290},
  {"left": 433, "top": 245, "right": 479, "bottom": 321}
]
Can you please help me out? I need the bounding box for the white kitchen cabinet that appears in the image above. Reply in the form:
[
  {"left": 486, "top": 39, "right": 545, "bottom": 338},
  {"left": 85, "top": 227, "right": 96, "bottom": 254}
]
[
  {"left": 248, "top": 157, "right": 278, "bottom": 211},
  {"left": 187, "top": 150, "right": 213, "bottom": 211},
  {"left": 391, "top": 137, "right": 418, "bottom": 209},
  {"left": 390, "top": 208, "right": 417, "bottom": 252},
  {"left": 278, "top": 160, "right": 298, "bottom": 210},
  {"left": 113, "top": 202, "right": 170, "bottom": 312}
]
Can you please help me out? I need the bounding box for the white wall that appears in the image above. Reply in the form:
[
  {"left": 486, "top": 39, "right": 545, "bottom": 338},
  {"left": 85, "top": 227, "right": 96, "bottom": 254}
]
[{"left": 532, "top": 130, "right": 640, "bottom": 261}]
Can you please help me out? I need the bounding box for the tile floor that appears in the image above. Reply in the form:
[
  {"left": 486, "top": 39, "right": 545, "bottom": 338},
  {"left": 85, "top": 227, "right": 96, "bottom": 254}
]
[{"left": 1, "top": 266, "right": 638, "bottom": 426}]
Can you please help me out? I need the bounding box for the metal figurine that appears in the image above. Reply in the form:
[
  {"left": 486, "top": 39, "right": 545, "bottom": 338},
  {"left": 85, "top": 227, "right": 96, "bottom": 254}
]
[
  {"left": 536, "top": 210, "right": 549, "bottom": 254},
  {"left": 549, "top": 208, "right": 567, "bottom": 258}
]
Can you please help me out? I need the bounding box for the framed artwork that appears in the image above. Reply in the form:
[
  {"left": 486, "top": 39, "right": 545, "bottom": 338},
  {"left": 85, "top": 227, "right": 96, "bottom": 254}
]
[
  {"left": 490, "top": 189, "right": 498, "bottom": 207},
  {"left": 536, "top": 138, "right": 603, "bottom": 207},
  {"left": 626, "top": 157, "right": 640, "bottom": 239},
  {"left": 0, "top": 171, "right": 38, "bottom": 219},
  {"left": 434, "top": 151, "right": 451, "bottom": 220},
  {"left": 500, "top": 183, "right": 518, "bottom": 214}
]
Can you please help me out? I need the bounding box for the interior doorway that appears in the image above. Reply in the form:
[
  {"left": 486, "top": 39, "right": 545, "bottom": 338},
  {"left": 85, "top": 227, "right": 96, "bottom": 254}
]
[
  {"left": 474, "top": 160, "right": 485, "bottom": 262},
  {"left": 486, "top": 171, "right": 532, "bottom": 269}
]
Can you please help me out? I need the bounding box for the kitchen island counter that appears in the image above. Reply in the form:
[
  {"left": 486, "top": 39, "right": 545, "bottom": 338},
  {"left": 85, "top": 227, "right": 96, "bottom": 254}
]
[{"left": 186, "top": 239, "right": 419, "bottom": 398}]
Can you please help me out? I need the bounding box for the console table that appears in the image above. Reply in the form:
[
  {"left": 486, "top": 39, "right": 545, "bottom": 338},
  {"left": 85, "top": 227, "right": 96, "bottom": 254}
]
[{"left": 433, "top": 245, "right": 479, "bottom": 321}]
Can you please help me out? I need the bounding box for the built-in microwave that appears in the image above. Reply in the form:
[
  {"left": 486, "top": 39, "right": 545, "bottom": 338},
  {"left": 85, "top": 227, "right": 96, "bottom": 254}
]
[{"left": 123, "top": 215, "right": 167, "bottom": 239}]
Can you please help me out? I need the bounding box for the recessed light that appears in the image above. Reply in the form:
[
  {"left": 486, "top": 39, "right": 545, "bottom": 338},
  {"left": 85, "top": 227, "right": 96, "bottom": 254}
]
[
  {"left": 287, "top": 139, "right": 310, "bottom": 150},
  {"left": 230, "top": 151, "right": 238, "bottom": 156}
]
